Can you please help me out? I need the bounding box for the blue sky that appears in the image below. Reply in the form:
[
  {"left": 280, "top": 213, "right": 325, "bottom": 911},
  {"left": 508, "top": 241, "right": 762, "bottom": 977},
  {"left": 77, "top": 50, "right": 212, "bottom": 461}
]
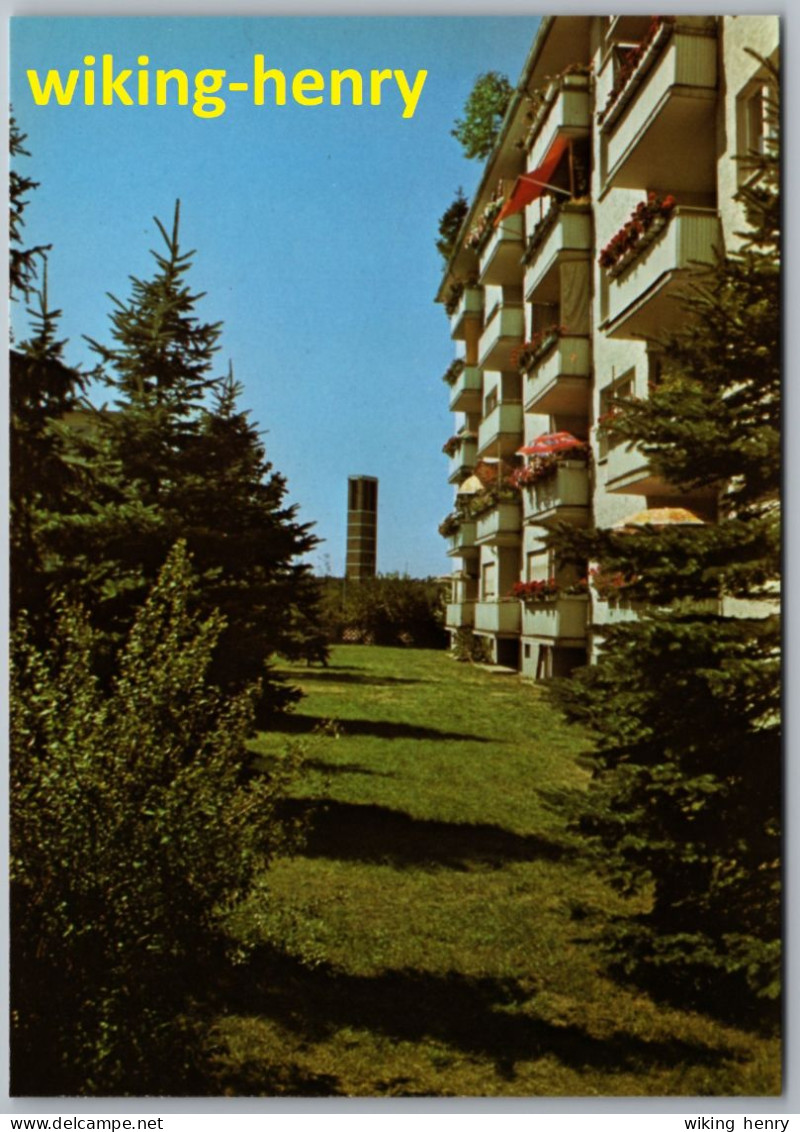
[{"left": 10, "top": 16, "right": 541, "bottom": 577}]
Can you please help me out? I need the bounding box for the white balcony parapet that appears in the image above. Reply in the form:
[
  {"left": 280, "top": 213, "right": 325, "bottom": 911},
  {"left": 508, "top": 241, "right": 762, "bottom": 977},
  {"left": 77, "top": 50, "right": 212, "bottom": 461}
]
[
  {"left": 477, "top": 401, "right": 524, "bottom": 458},
  {"left": 475, "top": 599, "right": 521, "bottom": 636},
  {"left": 446, "top": 600, "right": 476, "bottom": 629},
  {"left": 524, "top": 335, "right": 591, "bottom": 415},
  {"left": 521, "top": 595, "right": 588, "bottom": 642},
  {"left": 524, "top": 204, "right": 592, "bottom": 304},
  {"left": 479, "top": 303, "right": 525, "bottom": 370},
  {"left": 475, "top": 501, "right": 522, "bottom": 546},
  {"left": 603, "top": 207, "right": 721, "bottom": 340},
  {"left": 479, "top": 212, "right": 524, "bottom": 286},
  {"left": 449, "top": 286, "right": 483, "bottom": 340},
  {"left": 446, "top": 520, "right": 478, "bottom": 558},
  {"left": 447, "top": 436, "right": 478, "bottom": 484},
  {"left": 601, "top": 21, "right": 718, "bottom": 193},
  {"left": 449, "top": 365, "right": 482, "bottom": 414},
  {"left": 523, "top": 462, "right": 590, "bottom": 525}
]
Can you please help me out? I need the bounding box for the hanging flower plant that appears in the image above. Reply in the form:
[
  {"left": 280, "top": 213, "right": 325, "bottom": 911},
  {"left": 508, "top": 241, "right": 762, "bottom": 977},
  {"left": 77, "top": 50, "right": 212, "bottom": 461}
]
[
  {"left": 438, "top": 513, "right": 463, "bottom": 538},
  {"left": 598, "top": 192, "right": 677, "bottom": 274},
  {"left": 442, "top": 432, "right": 475, "bottom": 458},
  {"left": 598, "top": 16, "right": 677, "bottom": 125},
  {"left": 511, "top": 324, "right": 568, "bottom": 372},
  {"left": 442, "top": 358, "right": 466, "bottom": 387}
]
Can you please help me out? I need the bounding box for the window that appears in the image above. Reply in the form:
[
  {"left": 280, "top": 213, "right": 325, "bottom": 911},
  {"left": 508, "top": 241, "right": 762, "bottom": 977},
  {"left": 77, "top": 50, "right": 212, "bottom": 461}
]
[
  {"left": 598, "top": 371, "right": 634, "bottom": 459},
  {"left": 481, "top": 562, "right": 496, "bottom": 600},
  {"left": 737, "top": 78, "right": 774, "bottom": 184}
]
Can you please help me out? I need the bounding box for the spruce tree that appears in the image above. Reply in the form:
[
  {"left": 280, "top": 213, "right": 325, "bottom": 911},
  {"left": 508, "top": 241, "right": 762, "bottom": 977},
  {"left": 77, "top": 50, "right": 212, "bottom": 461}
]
[
  {"left": 551, "top": 58, "right": 780, "bottom": 1013},
  {"left": 49, "top": 202, "right": 327, "bottom": 716}
]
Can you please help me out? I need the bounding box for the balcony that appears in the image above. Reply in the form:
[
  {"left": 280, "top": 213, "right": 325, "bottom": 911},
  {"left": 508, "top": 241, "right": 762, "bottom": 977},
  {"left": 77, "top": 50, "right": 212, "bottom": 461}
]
[
  {"left": 603, "top": 207, "right": 721, "bottom": 340},
  {"left": 601, "top": 21, "right": 718, "bottom": 194},
  {"left": 475, "top": 501, "right": 522, "bottom": 547},
  {"left": 449, "top": 365, "right": 482, "bottom": 414},
  {"left": 521, "top": 596, "right": 588, "bottom": 643},
  {"left": 446, "top": 520, "right": 478, "bottom": 558},
  {"left": 527, "top": 72, "right": 591, "bottom": 172},
  {"left": 477, "top": 401, "right": 523, "bottom": 458},
  {"left": 603, "top": 440, "right": 669, "bottom": 495},
  {"left": 479, "top": 212, "right": 524, "bottom": 286},
  {"left": 479, "top": 303, "right": 525, "bottom": 370},
  {"left": 446, "top": 600, "right": 476, "bottom": 629},
  {"left": 475, "top": 599, "right": 521, "bottom": 636},
  {"left": 449, "top": 286, "right": 483, "bottom": 341},
  {"left": 524, "top": 204, "right": 592, "bottom": 304},
  {"left": 523, "top": 462, "right": 590, "bottom": 526},
  {"left": 524, "top": 335, "right": 591, "bottom": 415},
  {"left": 447, "top": 436, "right": 478, "bottom": 484},
  {"left": 605, "top": 15, "right": 652, "bottom": 43}
]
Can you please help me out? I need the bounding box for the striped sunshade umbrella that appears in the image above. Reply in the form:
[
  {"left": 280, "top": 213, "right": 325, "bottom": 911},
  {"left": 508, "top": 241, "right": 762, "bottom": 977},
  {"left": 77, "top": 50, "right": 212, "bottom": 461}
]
[
  {"left": 518, "top": 431, "right": 586, "bottom": 456},
  {"left": 613, "top": 507, "right": 705, "bottom": 529}
]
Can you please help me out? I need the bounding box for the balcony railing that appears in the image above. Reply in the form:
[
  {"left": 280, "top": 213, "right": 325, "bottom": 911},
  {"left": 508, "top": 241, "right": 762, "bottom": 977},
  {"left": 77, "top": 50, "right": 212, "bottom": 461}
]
[
  {"left": 603, "top": 207, "right": 721, "bottom": 339},
  {"left": 479, "top": 303, "right": 525, "bottom": 370},
  {"left": 475, "top": 599, "right": 521, "bottom": 636},
  {"left": 449, "top": 365, "right": 482, "bottom": 414},
  {"left": 603, "top": 440, "right": 663, "bottom": 495},
  {"left": 524, "top": 204, "right": 592, "bottom": 304},
  {"left": 479, "top": 212, "right": 524, "bottom": 286},
  {"left": 475, "top": 501, "right": 522, "bottom": 546},
  {"left": 446, "top": 600, "right": 476, "bottom": 629},
  {"left": 523, "top": 462, "right": 590, "bottom": 525},
  {"left": 527, "top": 72, "right": 591, "bottom": 172},
  {"left": 446, "top": 520, "right": 478, "bottom": 558},
  {"left": 477, "top": 401, "right": 524, "bottom": 458},
  {"left": 449, "top": 286, "right": 483, "bottom": 340},
  {"left": 601, "top": 20, "right": 718, "bottom": 193},
  {"left": 447, "top": 437, "right": 478, "bottom": 484},
  {"left": 524, "top": 334, "right": 591, "bottom": 415},
  {"left": 521, "top": 595, "right": 588, "bottom": 642}
]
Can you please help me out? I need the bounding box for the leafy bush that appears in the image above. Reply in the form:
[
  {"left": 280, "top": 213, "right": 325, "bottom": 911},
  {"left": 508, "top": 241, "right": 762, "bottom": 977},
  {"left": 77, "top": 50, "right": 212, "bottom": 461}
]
[
  {"left": 10, "top": 542, "right": 302, "bottom": 1094},
  {"left": 319, "top": 575, "right": 446, "bottom": 649}
]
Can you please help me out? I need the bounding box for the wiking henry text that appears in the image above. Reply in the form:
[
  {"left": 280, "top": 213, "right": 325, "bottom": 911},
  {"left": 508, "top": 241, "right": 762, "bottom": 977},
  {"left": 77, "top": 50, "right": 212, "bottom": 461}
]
[{"left": 25, "top": 54, "right": 429, "bottom": 119}]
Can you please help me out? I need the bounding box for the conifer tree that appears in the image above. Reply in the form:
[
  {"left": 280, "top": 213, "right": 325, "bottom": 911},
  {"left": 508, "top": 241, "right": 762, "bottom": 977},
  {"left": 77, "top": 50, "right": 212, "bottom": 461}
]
[
  {"left": 49, "top": 202, "right": 327, "bottom": 716},
  {"left": 551, "top": 58, "right": 780, "bottom": 1013}
]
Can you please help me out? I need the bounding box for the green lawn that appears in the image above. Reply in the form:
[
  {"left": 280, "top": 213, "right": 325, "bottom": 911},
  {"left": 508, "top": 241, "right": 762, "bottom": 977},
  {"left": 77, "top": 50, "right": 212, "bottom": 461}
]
[{"left": 210, "top": 645, "right": 780, "bottom": 1097}]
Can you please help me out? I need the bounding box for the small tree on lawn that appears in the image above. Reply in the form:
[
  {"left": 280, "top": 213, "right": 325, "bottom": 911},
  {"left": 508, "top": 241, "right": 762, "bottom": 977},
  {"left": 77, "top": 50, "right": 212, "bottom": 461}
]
[
  {"left": 451, "top": 72, "right": 513, "bottom": 161},
  {"left": 47, "top": 201, "right": 327, "bottom": 716},
  {"left": 11, "top": 542, "right": 303, "bottom": 1095},
  {"left": 551, "top": 56, "right": 780, "bottom": 1016}
]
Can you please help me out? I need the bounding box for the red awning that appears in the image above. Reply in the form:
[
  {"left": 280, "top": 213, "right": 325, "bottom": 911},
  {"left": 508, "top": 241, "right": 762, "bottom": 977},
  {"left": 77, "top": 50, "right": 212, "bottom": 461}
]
[{"left": 494, "top": 135, "right": 570, "bottom": 225}]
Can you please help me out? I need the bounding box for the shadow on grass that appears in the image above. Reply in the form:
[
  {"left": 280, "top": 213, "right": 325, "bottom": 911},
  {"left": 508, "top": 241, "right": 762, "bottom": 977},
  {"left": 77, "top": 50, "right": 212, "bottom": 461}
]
[
  {"left": 280, "top": 670, "right": 424, "bottom": 687},
  {"left": 279, "top": 713, "right": 492, "bottom": 743},
  {"left": 281, "top": 798, "right": 573, "bottom": 870},
  {"left": 211, "top": 948, "right": 731, "bottom": 1092},
  {"left": 302, "top": 757, "right": 397, "bottom": 779}
]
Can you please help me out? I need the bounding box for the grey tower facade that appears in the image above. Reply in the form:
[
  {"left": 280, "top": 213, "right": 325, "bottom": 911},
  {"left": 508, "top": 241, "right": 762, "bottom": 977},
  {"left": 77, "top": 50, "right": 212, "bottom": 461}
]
[{"left": 346, "top": 475, "right": 378, "bottom": 581}]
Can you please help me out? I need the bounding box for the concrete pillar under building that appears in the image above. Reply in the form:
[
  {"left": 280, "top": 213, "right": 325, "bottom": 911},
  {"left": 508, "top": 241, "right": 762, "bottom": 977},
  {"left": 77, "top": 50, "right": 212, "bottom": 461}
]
[{"left": 346, "top": 475, "right": 378, "bottom": 581}]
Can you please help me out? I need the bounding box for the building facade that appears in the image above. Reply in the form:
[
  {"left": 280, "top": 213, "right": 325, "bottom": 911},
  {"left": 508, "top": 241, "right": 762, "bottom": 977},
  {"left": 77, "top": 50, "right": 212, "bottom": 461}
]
[{"left": 438, "top": 15, "right": 779, "bottom": 678}]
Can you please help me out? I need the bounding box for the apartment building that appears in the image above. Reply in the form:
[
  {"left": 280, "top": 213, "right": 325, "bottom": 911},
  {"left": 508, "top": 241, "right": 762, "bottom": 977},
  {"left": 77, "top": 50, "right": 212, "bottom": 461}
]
[{"left": 438, "top": 15, "right": 779, "bottom": 678}]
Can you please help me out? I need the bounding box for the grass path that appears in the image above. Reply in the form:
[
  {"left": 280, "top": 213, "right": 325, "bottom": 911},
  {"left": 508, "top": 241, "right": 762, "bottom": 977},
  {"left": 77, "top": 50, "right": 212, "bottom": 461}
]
[{"left": 211, "top": 646, "right": 780, "bottom": 1097}]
